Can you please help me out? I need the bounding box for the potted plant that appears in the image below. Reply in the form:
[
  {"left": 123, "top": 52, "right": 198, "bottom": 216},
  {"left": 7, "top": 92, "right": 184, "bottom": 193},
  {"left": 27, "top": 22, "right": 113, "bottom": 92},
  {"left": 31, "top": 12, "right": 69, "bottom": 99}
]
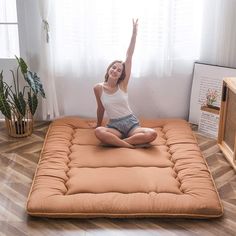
[
  {"left": 205, "top": 88, "right": 220, "bottom": 110},
  {"left": 0, "top": 56, "right": 45, "bottom": 137}
]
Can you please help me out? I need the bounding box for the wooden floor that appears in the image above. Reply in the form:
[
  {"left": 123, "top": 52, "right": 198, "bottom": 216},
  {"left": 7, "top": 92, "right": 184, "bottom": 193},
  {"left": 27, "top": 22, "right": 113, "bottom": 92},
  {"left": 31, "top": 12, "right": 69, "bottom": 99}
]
[{"left": 0, "top": 121, "right": 235, "bottom": 236}]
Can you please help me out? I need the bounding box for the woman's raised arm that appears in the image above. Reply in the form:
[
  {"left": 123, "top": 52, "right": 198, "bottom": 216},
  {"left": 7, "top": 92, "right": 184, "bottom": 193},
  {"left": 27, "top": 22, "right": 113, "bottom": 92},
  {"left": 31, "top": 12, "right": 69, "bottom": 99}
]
[{"left": 121, "top": 19, "right": 138, "bottom": 89}]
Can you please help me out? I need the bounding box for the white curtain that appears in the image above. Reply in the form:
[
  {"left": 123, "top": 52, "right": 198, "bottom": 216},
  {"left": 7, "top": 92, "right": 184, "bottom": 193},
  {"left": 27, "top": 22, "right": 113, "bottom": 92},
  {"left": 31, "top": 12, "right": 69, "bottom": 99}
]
[
  {"left": 40, "top": 0, "right": 203, "bottom": 118},
  {"left": 200, "top": 0, "right": 236, "bottom": 68},
  {"left": 51, "top": 0, "right": 202, "bottom": 77},
  {"left": 38, "top": 0, "right": 59, "bottom": 119}
]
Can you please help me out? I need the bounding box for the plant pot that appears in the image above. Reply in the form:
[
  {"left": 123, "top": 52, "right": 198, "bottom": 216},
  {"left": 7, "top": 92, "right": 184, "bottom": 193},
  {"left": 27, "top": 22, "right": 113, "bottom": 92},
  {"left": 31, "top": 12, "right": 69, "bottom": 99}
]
[
  {"left": 206, "top": 104, "right": 220, "bottom": 110},
  {"left": 5, "top": 109, "right": 33, "bottom": 138},
  {"left": 14, "top": 121, "right": 27, "bottom": 134}
]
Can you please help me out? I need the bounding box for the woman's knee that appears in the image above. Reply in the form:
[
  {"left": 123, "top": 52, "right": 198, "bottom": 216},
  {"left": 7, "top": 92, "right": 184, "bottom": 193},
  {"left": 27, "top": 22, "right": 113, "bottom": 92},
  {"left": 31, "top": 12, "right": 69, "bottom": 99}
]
[
  {"left": 95, "top": 127, "right": 106, "bottom": 139},
  {"left": 146, "top": 129, "right": 157, "bottom": 142}
]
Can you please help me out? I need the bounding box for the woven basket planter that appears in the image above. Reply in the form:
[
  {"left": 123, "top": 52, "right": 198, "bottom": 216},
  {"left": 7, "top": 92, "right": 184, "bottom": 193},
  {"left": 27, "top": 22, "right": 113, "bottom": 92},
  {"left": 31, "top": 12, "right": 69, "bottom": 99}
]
[{"left": 5, "top": 109, "right": 33, "bottom": 138}]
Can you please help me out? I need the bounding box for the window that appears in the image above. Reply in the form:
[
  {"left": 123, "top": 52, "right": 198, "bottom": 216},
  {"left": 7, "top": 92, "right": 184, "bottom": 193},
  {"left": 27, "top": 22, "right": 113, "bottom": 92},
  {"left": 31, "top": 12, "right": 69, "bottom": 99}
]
[
  {"left": 0, "top": 0, "right": 20, "bottom": 58},
  {"left": 52, "top": 0, "right": 203, "bottom": 76}
]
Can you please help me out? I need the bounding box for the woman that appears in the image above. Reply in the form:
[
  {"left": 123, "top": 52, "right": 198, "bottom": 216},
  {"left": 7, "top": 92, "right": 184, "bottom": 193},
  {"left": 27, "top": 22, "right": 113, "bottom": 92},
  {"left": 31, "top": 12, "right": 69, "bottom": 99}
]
[{"left": 94, "top": 19, "right": 157, "bottom": 148}]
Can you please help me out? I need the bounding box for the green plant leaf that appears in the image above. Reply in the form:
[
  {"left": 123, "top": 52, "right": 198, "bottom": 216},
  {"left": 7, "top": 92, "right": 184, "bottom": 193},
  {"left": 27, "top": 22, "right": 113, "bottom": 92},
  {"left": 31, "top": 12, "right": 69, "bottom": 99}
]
[
  {"left": 3, "top": 83, "right": 13, "bottom": 99},
  {"left": 1, "top": 57, "right": 45, "bottom": 122},
  {"left": 5, "top": 88, "right": 9, "bottom": 98},
  {"left": 15, "top": 56, "right": 28, "bottom": 74},
  {"left": 0, "top": 70, "right": 4, "bottom": 94},
  {"left": 0, "top": 94, "right": 11, "bottom": 120},
  {"left": 25, "top": 71, "right": 46, "bottom": 98},
  {"left": 13, "top": 93, "right": 26, "bottom": 117},
  {"left": 28, "top": 92, "right": 38, "bottom": 115}
]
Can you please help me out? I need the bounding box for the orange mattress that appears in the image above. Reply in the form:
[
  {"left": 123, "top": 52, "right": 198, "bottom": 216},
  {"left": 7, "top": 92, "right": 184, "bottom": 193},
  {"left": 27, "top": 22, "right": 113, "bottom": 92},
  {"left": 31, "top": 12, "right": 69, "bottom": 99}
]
[{"left": 27, "top": 117, "right": 223, "bottom": 218}]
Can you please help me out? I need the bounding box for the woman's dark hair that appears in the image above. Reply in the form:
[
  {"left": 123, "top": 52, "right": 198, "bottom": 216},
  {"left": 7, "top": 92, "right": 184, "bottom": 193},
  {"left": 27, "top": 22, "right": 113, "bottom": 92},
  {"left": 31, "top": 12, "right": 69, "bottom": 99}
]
[{"left": 104, "top": 60, "right": 126, "bottom": 84}]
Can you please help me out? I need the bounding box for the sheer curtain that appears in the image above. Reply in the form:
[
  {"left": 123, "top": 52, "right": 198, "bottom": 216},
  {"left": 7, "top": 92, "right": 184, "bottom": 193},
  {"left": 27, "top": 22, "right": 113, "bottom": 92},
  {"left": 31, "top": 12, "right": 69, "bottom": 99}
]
[
  {"left": 40, "top": 0, "right": 203, "bottom": 119},
  {"left": 51, "top": 0, "right": 202, "bottom": 77},
  {"left": 200, "top": 0, "right": 236, "bottom": 68},
  {"left": 38, "top": 0, "right": 59, "bottom": 120}
]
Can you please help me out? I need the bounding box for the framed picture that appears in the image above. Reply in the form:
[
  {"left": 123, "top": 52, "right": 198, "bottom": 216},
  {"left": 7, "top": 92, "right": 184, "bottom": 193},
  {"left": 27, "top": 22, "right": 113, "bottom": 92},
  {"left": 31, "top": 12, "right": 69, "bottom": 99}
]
[{"left": 189, "top": 62, "right": 236, "bottom": 125}]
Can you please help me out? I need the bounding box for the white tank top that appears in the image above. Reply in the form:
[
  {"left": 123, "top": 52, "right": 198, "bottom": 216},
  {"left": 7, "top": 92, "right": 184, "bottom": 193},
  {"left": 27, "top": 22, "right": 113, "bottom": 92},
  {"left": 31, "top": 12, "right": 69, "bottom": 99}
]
[{"left": 100, "top": 85, "right": 133, "bottom": 119}]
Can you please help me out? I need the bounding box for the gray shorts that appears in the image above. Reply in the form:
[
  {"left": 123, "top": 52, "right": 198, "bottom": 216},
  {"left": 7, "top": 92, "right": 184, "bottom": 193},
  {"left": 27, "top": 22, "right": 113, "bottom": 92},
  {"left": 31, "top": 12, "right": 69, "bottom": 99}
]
[{"left": 107, "top": 114, "right": 140, "bottom": 138}]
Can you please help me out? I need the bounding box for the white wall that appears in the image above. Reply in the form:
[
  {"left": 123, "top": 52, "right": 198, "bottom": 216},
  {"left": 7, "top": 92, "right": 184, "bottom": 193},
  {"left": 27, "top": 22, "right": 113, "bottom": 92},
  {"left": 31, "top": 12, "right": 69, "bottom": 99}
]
[
  {"left": 0, "top": 0, "right": 194, "bottom": 120},
  {"left": 53, "top": 65, "right": 193, "bottom": 120}
]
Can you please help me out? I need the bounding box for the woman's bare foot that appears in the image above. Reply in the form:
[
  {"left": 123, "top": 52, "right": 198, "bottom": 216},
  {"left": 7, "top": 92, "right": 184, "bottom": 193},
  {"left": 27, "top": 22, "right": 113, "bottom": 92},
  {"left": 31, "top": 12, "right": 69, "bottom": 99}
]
[
  {"left": 133, "top": 143, "right": 152, "bottom": 148},
  {"left": 95, "top": 127, "right": 134, "bottom": 148},
  {"left": 100, "top": 142, "right": 134, "bottom": 148}
]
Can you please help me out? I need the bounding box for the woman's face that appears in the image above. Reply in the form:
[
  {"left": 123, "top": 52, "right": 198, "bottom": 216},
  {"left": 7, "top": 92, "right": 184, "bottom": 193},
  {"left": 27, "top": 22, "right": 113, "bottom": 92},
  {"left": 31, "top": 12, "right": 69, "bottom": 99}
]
[{"left": 108, "top": 62, "right": 123, "bottom": 81}]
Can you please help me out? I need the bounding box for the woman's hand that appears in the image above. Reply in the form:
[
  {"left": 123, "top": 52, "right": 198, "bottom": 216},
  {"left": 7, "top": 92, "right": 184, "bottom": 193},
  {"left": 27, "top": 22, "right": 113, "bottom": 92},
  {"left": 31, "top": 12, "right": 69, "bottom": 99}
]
[
  {"left": 132, "top": 18, "right": 138, "bottom": 35},
  {"left": 88, "top": 121, "right": 98, "bottom": 129}
]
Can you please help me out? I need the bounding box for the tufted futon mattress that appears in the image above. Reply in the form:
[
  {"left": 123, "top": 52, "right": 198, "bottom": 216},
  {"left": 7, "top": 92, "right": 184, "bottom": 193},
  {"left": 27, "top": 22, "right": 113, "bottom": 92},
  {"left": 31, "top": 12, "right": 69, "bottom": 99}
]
[{"left": 27, "top": 117, "right": 223, "bottom": 218}]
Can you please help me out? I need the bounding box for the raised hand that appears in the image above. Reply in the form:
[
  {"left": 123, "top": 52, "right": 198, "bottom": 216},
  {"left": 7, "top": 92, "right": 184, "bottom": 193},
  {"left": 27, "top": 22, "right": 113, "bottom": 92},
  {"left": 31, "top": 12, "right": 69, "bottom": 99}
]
[{"left": 132, "top": 18, "right": 138, "bottom": 35}]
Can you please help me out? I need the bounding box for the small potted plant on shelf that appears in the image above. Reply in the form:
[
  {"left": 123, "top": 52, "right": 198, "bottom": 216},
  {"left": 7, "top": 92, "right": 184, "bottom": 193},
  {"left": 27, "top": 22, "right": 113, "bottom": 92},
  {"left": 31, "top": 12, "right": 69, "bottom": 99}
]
[
  {"left": 0, "top": 56, "right": 45, "bottom": 137},
  {"left": 206, "top": 88, "right": 219, "bottom": 110}
]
